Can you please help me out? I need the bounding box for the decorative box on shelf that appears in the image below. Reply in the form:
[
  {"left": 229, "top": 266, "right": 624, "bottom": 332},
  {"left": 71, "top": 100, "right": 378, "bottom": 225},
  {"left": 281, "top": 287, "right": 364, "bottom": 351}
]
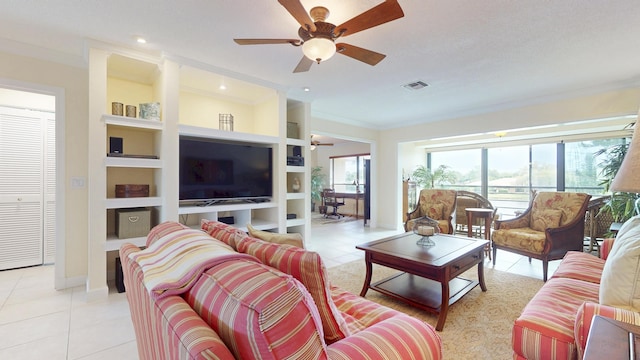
[
  {"left": 115, "top": 208, "right": 151, "bottom": 238},
  {"left": 115, "top": 184, "right": 149, "bottom": 198}
]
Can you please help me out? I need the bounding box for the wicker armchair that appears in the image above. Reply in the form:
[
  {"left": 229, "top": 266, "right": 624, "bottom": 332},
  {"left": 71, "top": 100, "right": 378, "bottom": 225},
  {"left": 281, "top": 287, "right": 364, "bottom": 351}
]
[
  {"left": 455, "top": 190, "right": 497, "bottom": 237},
  {"left": 405, "top": 189, "right": 457, "bottom": 234},
  {"left": 584, "top": 195, "right": 615, "bottom": 256},
  {"left": 492, "top": 191, "right": 591, "bottom": 281}
]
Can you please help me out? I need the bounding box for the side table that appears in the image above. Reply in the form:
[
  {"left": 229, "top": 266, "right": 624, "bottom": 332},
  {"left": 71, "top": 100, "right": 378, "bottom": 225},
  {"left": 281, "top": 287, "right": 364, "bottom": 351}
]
[
  {"left": 465, "top": 207, "right": 494, "bottom": 260},
  {"left": 584, "top": 315, "right": 640, "bottom": 359}
]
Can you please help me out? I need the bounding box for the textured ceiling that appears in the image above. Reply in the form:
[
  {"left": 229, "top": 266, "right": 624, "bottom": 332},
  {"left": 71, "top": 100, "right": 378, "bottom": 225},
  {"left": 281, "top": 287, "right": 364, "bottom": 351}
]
[{"left": 1, "top": 0, "right": 639, "bottom": 129}]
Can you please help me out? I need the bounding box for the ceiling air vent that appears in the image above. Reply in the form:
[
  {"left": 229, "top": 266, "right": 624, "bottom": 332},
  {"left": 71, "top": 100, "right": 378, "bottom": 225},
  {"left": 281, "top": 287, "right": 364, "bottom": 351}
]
[{"left": 402, "top": 80, "right": 429, "bottom": 90}]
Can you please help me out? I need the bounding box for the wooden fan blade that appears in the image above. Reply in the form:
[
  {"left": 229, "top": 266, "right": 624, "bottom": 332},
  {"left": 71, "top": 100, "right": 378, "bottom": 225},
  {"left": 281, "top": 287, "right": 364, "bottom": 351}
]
[
  {"left": 335, "top": 0, "right": 404, "bottom": 37},
  {"left": 234, "top": 39, "right": 301, "bottom": 45},
  {"left": 278, "top": 0, "right": 316, "bottom": 32},
  {"left": 293, "top": 56, "right": 314, "bottom": 73},
  {"left": 336, "top": 43, "right": 386, "bottom": 66}
]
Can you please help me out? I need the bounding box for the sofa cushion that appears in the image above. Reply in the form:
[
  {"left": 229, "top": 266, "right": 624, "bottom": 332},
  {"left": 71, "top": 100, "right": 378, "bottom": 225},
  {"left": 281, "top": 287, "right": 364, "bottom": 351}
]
[
  {"left": 185, "top": 259, "right": 327, "bottom": 359},
  {"left": 246, "top": 223, "right": 304, "bottom": 248},
  {"left": 512, "top": 277, "right": 599, "bottom": 360},
  {"left": 146, "top": 221, "right": 190, "bottom": 247},
  {"left": 201, "top": 219, "right": 248, "bottom": 251},
  {"left": 532, "top": 192, "right": 589, "bottom": 227},
  {"left": 492, "top": 227, "right": 547, "bottom": 254},
  {"left": 600, "top": 215, "right": 640, "bottom": 311},
  {"left": 237, "top": 236, "right": 351, "bottom": 344},
  {"left": 330, "top": 285, "right": 398, "bottom": 333},
  {"left": 550, "top": 251, "right": 605, "bottom": 284},
  {"left": 530, "top": 209, "right": 563, "bottom": 232}
]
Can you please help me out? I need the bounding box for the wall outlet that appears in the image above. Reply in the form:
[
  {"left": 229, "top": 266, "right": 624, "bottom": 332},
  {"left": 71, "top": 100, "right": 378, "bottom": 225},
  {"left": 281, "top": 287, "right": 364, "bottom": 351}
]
[{"left": 71, "top": 177, "right": 86, "bottom": 189}]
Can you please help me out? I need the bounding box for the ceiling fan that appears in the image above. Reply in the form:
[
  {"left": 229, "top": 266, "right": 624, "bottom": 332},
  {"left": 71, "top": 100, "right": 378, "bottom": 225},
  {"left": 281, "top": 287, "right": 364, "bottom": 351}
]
[
  {"left": 234, "top": 0, "right": 405, "bottom": 73},
  {"left": 310, "top": 135, "right": 333, "bottom": 150}
]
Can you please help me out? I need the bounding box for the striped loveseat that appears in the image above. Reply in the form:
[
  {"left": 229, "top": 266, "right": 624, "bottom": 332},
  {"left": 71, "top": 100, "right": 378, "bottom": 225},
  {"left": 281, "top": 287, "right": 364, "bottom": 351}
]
[
  {"left": 120, "top": 221, "right": 443, "bottom": 360},
  {"left": 512, "top": 215, "right": 640, "bottom": 359}
]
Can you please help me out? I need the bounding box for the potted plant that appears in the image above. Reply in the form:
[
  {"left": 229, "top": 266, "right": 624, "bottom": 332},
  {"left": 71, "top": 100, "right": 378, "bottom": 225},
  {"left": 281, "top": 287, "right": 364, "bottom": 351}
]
[
  {"left": 311, "top": 166, "right": 326, "bottom": 212},
  {"left": 596, "top": 141, "right": 640, "bottom": 222}
]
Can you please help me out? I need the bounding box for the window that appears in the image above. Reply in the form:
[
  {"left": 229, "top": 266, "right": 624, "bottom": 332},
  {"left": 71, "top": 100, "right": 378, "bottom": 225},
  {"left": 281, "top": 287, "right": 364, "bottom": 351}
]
[
  {"left": 425, "top": 136, "right": 628, "bottom": 218},
  {"left": 487, "top": 145, "right": 530, "bottom": 216},
  {"left": 330, "top": 154, "right": 370, "bottom": 193},
  {"left": 531, "top": 143, "right": 557, "bottom": 193},
  {"left": 431, "top": 149, "right": 481, "bottom": 193},
  {"left": 565, "top": 138, "right": 626, "bottom": 195}
]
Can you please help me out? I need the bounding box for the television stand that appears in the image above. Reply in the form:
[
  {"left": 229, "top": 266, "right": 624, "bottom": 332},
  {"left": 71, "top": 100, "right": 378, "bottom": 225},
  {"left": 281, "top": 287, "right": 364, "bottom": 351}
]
[
  {"left": 178, "top": 200, "right": 279, "bottom": 233},
  {"left": 198, "top": 199, "right": 226, "bottom": 206},
  {"left": 246, "top": 197, "right": 270, "bottom": 203},
  {"left": 195, "top": 198, "right": 272, "bottom": 207}
]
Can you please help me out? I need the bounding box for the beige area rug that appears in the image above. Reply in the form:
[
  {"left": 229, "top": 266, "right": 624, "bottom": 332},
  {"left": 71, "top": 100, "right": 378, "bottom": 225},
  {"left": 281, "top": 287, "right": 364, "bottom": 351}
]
[{"left": 328, "top": 260, "right": 542, "bottom": 360}]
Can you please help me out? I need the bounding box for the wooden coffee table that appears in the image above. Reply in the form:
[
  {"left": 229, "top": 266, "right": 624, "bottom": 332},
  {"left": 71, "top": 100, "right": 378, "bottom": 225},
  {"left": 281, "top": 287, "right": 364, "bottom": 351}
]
[{"left": 356, "top": 232, "right": 488, "bottom": 331}]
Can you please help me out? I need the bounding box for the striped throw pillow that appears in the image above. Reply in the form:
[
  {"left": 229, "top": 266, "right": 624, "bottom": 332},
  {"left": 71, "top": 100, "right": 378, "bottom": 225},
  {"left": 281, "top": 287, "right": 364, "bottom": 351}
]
[
  {"left": 201, "top": 219, "right": 248, "bottom": 251},
  {"left": 237, "top": 236, "right": 351, "bottom": 344}
]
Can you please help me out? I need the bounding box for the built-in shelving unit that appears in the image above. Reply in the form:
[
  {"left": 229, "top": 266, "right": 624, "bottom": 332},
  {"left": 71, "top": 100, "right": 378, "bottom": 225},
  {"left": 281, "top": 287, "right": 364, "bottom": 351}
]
[
  {"left": 284, "top": 101, "right": 311, "bottom": 237},
  {"left": 87, "top": 46, "right": 310, "bottom": 298}
]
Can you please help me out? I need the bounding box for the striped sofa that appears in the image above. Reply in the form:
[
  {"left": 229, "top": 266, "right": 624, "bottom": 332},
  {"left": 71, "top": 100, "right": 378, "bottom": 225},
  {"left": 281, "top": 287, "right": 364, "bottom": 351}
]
[
  {"left": 512, "top": 236, "right": 640, "bottom": 359},
  {"left": 120, "top": 221, "right": 443, "bottom": 360}
]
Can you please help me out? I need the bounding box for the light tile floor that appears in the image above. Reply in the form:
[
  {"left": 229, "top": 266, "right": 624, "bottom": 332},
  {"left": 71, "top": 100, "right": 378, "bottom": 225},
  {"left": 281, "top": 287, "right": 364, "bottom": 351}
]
[{"left": 0, "top": 217, "right": 562, "bottom": 359}]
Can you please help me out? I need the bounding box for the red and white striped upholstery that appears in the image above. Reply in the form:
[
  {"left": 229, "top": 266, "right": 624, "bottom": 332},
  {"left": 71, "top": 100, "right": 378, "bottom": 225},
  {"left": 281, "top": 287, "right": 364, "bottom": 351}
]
[
  {"left": 512, "top": 277, "right": 599, "bottom": 359},
  {"left": 512, "top": 238, "right": 631, "bottom": 360},
  {"left": 330, "top": 286, "right": 443, "bottom": 360},
  {"left": 121, "top": 243, "right": 235, "bottom": 360},
  {"left": 237, "top": 235, "right": 351, "bottom": 344},
  {"left": 549, "top": 251, "right": 605, "bottom": 284},
  {"left": 184, "top": 259, "right": 328, "bottom": 359},
  {"left": 121, "top": 221, "right": 443, "bottom": 360},
  {"left": 200, "top": 219, "right": 248, "bottom": 251},
  {"left": 574, "top": 302, "right": 640, "bottom": 359}
]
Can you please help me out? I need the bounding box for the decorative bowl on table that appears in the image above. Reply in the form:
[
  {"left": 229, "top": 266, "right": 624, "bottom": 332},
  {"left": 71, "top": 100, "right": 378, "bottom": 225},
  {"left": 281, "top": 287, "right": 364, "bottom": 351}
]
[{"left": 412, "top": 217, "right": 440, "bottom": 246}]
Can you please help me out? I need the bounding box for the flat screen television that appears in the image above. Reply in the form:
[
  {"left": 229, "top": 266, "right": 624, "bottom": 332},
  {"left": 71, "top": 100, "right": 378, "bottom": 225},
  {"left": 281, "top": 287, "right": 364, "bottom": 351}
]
[{"left": 179, "top": 136, "right": 273, "bottom": 204}]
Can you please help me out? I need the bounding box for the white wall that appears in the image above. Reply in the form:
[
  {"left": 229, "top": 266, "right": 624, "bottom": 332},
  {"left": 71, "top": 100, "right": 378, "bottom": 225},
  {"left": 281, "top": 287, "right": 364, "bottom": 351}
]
[{"left": 0, "top": 50, "right": 89, "bottom": 282}]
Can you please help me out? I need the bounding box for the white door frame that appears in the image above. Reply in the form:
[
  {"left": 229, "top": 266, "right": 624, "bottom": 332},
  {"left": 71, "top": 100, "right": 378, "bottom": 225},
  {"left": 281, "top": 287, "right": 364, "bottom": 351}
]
[{"left": 0, "top": 78, "right": 66, "bottom": 290}]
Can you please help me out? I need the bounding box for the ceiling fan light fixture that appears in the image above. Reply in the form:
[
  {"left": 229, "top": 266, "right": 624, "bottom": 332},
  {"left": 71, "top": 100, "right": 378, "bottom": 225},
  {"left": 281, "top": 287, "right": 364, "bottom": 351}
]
[{"left": 302, "top": 37, "right": 336, "bottom": 64}]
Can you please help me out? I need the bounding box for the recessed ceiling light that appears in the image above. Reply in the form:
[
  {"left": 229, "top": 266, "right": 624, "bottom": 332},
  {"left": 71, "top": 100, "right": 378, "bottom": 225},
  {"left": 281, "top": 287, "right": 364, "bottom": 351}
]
[
  {"left": 219, "top": 84, "right": 227, "bottom": 90},
  {"left": 136, "top": 37, "right": 147, "bottom": 44},
  {"left": 303, "top": 87, "right": 310, "bottom": 92}
]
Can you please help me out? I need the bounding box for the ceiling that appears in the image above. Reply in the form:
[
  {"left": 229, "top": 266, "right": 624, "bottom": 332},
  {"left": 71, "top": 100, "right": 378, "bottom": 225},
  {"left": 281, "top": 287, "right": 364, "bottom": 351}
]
[{"left": 1, "top": 1, "right": 639, "bottom": 130}]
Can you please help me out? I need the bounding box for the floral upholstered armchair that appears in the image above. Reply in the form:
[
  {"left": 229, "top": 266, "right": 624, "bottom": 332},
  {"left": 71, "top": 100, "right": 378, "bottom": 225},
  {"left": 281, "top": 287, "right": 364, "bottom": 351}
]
[
  {"left": 492, "top": 191, "right": 591, "bottom": 281},
  {"left": 405, "top": 189, "right": 457, "bottom": 234}
]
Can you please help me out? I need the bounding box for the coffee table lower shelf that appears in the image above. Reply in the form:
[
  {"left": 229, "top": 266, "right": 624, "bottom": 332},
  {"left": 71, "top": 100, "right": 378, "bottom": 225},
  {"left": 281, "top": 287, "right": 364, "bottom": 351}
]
[{"left": 370, "top": 272, "right": 479, "bottom": 318}]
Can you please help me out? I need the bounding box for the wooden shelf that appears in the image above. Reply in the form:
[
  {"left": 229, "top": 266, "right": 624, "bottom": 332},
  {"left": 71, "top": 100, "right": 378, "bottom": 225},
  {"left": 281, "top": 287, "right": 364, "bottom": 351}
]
[
  {"left": 178, "top": 201, "right": 278, "bottom": 215},
  {"left": 105, "top": 197, "right": 162, "bottom": 209}
]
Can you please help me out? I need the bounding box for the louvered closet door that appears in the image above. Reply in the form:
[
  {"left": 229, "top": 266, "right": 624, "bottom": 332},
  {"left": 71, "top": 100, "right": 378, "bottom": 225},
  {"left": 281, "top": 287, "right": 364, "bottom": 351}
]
[{"left": 0, "top": 106, "right": 44, "bottom": 270}]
